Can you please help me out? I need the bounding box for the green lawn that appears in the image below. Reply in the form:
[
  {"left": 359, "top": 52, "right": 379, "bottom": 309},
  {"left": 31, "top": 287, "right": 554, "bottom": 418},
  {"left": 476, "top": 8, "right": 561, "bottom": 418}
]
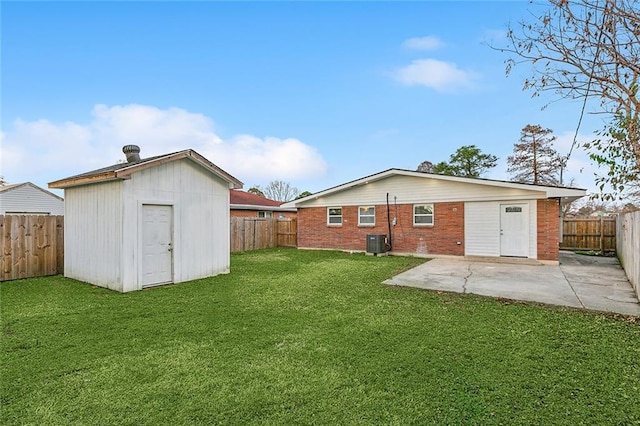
[{"left": 2, "top": 249, "right": 639, "bottom": 425}]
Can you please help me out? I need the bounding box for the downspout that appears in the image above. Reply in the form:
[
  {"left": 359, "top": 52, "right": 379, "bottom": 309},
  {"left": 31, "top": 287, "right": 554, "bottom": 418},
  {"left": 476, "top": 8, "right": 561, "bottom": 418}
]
[
  {"left": 558, "top": 197, "right": 563, "bottom": 244},
  {"left": 386, "top": 193, "right": 393, "bottom": 252}
]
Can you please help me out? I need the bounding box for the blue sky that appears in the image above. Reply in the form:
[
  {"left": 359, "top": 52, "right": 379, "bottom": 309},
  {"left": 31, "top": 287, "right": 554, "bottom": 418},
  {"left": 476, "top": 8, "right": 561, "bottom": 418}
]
[{"left": 1, "top": 1, "right": 605, "bottom": 196}]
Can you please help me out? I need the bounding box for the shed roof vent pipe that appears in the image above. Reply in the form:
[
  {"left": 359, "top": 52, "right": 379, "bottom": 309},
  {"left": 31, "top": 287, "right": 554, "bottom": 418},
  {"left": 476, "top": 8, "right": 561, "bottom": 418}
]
[{"left": 122, "top": 145, "right": 141, "bottom": 163}]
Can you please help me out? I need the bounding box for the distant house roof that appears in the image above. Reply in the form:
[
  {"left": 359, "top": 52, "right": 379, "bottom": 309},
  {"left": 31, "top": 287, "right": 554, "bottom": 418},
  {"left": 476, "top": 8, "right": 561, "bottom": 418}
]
[
  {"left": 49, "top": 149, "right": 243, "bottom": 189},
  {"left": 282, "top": 168, "right": 587, "bottom": 208},
  {"left": 230, "top": 190, "right": 296, "bottom": 212},
  {"left": 0, "top": 182, "right": 64, "bottom": 201},
  {"left": 230, "top": 190, "right": 281, "bottom": 207}
]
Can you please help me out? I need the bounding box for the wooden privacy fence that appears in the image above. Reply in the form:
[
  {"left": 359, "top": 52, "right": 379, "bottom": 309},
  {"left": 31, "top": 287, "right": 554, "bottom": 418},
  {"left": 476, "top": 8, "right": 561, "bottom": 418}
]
[
  {"left": 560, "top": 217, "right": 616, "bottom": 253},
  {"left": 277, "top": 218, "right": 297, "bottom": 248},
  {"left": 1, "top": 215, "right": 64, "bottom": 281},
  {"left": 230, "top": 218, "right": 297, "bottom": 253},
  {"left": 616, "top": 211, "right": 639, "bottom": 299},
  {"left": 2, "top": 216, "right": 294, "bottom": 280}
]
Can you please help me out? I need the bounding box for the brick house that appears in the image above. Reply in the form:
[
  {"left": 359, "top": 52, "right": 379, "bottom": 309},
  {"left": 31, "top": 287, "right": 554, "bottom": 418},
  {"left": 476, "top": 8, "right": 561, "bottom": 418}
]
[
  {"left": 230, "top": 190, "right": 296, "bottom": 219},
  {"left": 281, "top": 169, "right": 586, "bottom": 263}
]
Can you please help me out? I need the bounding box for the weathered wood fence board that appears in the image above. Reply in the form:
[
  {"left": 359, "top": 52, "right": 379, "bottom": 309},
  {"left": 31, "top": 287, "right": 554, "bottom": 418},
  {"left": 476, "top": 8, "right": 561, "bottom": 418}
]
[
  {"left": 560, "top": 217, "right": 616, "bottom": 252},
  {"left": 0, "top": 215, "right": 64, "bottom": 281},
  {"left": 2, "top": 215, "right": 295, "bottom": 280},
  {"left": 277, "top": 219, "right": 297, "bottom": 247},
  {"left": 230, "top": 218, "right": 297, "bottom": 253},
  {"left": 617, "top": 211, "right": 639, "bottom": 300}
]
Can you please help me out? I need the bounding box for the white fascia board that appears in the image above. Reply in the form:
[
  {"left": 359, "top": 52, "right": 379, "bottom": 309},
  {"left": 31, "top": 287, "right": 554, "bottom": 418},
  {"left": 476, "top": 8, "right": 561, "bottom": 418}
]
[
  {"left": 282, "top": 168, "right": 588, "bottom": 207},
  {"left": 231, "top": 204, "right": 296, "bottom": 212}
]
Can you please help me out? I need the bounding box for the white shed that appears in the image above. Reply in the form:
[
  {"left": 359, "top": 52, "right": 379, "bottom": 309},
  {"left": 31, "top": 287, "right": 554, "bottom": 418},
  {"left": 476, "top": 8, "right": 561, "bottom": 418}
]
[
  {"left": 0, "top": 182, "right": 64, "bottom": 215},
  {"left": 49, "top": 145, "right": 242, "bottom": 292}
]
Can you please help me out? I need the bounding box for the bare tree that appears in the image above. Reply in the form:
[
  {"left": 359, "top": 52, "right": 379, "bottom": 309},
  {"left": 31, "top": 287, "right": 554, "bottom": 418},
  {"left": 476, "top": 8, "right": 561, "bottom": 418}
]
[
  {"left": 259, "top": 180, "right": 300, "bottom": 202},
  {"left": 507, "top": 124, "right": 562, "bottom": 185},
  {"left": 498, "top": 0, "right": 640, "bottom": 198},
  {"left": 416, "top": 160, "right": 435, "bottom": 173}
]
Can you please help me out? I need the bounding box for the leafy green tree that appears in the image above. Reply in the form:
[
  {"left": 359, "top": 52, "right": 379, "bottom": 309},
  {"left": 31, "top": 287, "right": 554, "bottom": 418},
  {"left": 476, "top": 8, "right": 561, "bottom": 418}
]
[
  {"left": 507, "top": 125, "right": 562, "bottom": 186},
  {"left": 447, "top": 145, "right": 498, "bottom": 178},
  {"left": 247, "top": 186, "right": 265, "bottom": 197},
  {"left": 296, "top": 191, "right": 313, "bottom": 199},
  {"left": 419, "top": 145, "right": 497, "bottom": 177},
  {"left": 586, "top": 113, "right": 640, "bottom": 200},
  {"left": 432, "top": 161, "right": 458, "bottom": 176}
]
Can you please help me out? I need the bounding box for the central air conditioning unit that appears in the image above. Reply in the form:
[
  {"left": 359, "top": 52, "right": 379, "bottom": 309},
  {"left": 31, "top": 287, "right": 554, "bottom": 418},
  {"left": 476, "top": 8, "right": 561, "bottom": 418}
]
[{"left": 366, "top": 234, "right": 387, "bottom": 255}]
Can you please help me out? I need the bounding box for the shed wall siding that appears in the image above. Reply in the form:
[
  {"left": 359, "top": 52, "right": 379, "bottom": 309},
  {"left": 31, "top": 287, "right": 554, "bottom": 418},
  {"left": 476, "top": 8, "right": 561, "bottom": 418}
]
[
  {"left": 0, "top": 185, "right": 64, "bottom": 215},
  {"left": 64, "top": 181, "right": 123, "bottom": 291},
  {"left": 123, "top": 159, "right": 231, "bottom": 291},
  {"left": 301, "top": 175, "right": 546, "bottom": 207}
]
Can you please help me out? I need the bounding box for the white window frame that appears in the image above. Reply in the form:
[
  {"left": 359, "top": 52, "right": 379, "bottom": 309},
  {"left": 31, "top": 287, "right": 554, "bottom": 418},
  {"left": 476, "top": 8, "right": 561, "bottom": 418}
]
[
  {"left": 413, "top": 204, "right": 434, "bottom": 226},
  {"left": 257, "top": 211, "right": 273, "bottom": 218},
  {"left": 358, "top": 206, "right": 375, "bottom": 226},
  {"left": 327, "top": 207, "right": 342, "bottom": 225}
]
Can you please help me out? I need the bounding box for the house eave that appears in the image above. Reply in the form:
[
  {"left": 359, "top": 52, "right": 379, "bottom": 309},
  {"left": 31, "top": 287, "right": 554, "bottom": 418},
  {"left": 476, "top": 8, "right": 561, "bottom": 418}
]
[
  {"left": 282, "top": 168, "right": 587, "bottom": 207},
  {"left": 231, "top": 204, "right": 297, "bottom": 212}
]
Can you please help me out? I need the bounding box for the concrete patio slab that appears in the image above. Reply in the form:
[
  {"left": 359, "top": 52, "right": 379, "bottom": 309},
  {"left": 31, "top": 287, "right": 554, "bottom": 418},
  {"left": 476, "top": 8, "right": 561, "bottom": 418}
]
[{"left": 384, "top": 252, "right": 640, "bottom": 315}]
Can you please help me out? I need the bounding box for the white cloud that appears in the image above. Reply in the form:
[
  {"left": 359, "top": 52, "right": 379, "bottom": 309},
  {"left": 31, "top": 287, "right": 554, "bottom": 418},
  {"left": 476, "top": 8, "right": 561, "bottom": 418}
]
[
  {"left": 201, "top": 134, "right": 326, "bottom": 182},
  {"left": 0, "top": 104, "right": 327, "bottom": 188},
  {"left": 393, "top": 58, "right": 477, "bottom": 92},
  {"left": 402, "top": 36, "right": 444, "bottom": 51}
]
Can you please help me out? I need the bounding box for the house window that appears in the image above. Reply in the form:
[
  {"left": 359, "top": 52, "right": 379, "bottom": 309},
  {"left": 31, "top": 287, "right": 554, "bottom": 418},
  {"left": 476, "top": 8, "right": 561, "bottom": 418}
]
[
  {"left": 258, "top": 211, "right": 273, "bottom": 218},
  {"left": 358, "top": 206, "right": 375, "bottom": 226},
  {"left": 414, "top": 204, "right": 434, "bottom": 226},
  {"left": 327, "top": 207, "right": 342, "bottom": 225}
]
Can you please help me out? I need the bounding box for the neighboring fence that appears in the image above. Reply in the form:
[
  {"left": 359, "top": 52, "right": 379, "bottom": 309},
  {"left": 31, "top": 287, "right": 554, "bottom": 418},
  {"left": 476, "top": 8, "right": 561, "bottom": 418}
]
[
  {"left": 230, "top": 218, "right": 297, "bottom": 253},
  {"left": 1, "top": 216, "right": 296, "bottom": 280},
  {"left": 0, "top": 215, "right": 64, "bottom": 281},
  {"left": 617, "top": 211, "right": 639, "bottom": 299},
  {"left": 277, "top": 218, "right": 297, "bottom": 247},
  {"left": 560, "top": 217, "right": 616, "bottom": 252}
]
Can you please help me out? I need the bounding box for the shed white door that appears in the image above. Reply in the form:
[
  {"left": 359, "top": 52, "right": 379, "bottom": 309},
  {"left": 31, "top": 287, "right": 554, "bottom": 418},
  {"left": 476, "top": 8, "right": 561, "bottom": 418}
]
[
  {"left": 141, "top": 205, "right": 173, "bottom": 287},
  {"left": 500, "top": 203, "right": 529, "bottom": 257}
]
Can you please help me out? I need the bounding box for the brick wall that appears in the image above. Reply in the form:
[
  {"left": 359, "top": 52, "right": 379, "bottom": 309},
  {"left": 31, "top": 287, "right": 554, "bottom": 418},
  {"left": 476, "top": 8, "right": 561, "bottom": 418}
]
[
  {"left": 297, "top": 202, "right": 464, "bottom": 256},
  {"left": 537, "top": 198, "right": 560, "bottom": 261}
]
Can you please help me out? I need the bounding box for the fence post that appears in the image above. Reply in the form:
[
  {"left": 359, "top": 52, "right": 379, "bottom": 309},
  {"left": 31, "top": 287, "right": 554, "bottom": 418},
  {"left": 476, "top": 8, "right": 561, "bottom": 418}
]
[{"left": 599, "top": 216, "right": 605, "bottom": 254}]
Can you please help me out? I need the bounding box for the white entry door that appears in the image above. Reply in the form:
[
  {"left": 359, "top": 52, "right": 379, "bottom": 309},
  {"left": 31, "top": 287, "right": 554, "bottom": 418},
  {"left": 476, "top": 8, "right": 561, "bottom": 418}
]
[
  {"left": 500, "top": 203, "right": 529, "bottom": 257},
  {"left": 141, "top": 205, "right": 173, "bottom": 287}
]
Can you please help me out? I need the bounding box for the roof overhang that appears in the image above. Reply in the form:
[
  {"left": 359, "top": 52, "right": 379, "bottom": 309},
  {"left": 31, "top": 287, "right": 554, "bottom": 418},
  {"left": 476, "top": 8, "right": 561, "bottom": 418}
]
[
  {"left": 281, "top": 168, "right": 587, "bottom": 208},
  {"left": 231, "top": 204, "right": 297, "bottom": 212},
  {"left": 49, "top": 149, "right": 243, "bottom": 189}
]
